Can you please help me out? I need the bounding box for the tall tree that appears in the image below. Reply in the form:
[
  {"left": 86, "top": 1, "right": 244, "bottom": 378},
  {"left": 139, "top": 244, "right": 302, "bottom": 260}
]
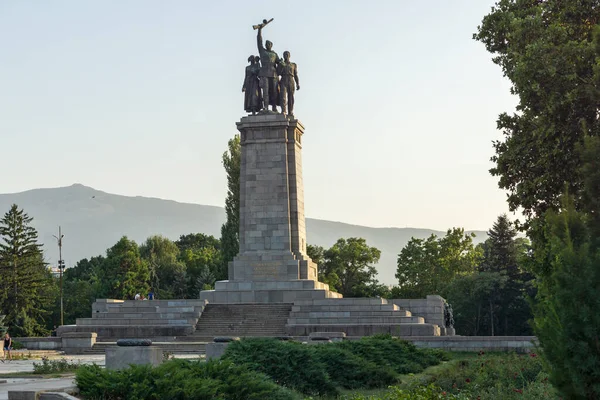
[
  {"left": 140, "top": 235, "right": 186, "bottom": 300},
  {"left": 176, "top": 233, "right": 221, "bottom": 297},
  {"left": 443, "top": 271, "right": 507, "bottom": 336},
  {"left": 479, "top": 215, "right": 534, "bottom": 335},
  {"left": 306, "top": 244, "right": 325, "bottom": 267},
  {"left": 0, "top": 205, "right": 55, "bottom": 336},
  {"left": 533, "top": 195, "right": 600, "bottom": 399},
  {"left": 97, "top": 237, "right": 149, "bottom": 300},
  {"left": 395, "top": 228, "right": 481, "bottom": 298},
  {"left": 319, "top": 238, "right": 382, "bottom": 297},
  {"left": 474, "top": 0, "right": 600, "bottom": 228},
  {"left": 219, "top": 135, "right": 241, "bottom": 280}
]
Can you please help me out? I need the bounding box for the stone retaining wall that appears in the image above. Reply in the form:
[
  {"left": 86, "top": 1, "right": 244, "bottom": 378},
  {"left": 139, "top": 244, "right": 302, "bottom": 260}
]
[
  {"left": 404, "top": 336, "right": 537, "bottom": 352},
  {"left": 14, "top": 337, "right": 62, "bottom": 350}
]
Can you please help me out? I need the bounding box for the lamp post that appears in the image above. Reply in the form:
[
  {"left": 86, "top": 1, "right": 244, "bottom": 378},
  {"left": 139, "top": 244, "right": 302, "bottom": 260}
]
[{"left": 53, "top": 227, "right": 64, "bottom": 326}]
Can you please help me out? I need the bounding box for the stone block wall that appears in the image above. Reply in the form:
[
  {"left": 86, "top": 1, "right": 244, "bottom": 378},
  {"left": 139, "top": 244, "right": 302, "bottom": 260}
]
[
  {"left": 405, "top": 336, "right": 537, "bottom": 352},
  {"left": 390, "top": 295, "right": 446, "bottom": 332}
]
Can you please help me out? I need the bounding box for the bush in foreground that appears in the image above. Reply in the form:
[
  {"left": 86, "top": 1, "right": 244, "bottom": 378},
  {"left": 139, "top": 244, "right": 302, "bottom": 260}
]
[
  {"left": 75, "top": 358, "right": 301, "bottom": 400},
  {"left": 222, "top": 338, "right": 338, "bottom": 397},
  {"left": 33, "top": 357, "right": 81, "bottom": 374},
  {"left": 342, "top": 352, "right": 559, "bottom": 400},
  {"left": 222, "top": 335, "right": 447, "bottom": 396},
  {"left": 336, "top": 334, "right": 448, "bottom": 375}
]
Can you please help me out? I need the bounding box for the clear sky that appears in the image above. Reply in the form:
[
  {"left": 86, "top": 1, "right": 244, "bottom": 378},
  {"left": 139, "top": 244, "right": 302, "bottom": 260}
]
[{"left": 0, "top": 0, "right": 517, "bottom": 231}]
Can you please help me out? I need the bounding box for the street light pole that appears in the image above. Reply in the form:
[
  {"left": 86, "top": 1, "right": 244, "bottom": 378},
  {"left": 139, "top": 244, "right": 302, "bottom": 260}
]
[{"left": 53, "top": 227, "right": 64, "bottom": 326}]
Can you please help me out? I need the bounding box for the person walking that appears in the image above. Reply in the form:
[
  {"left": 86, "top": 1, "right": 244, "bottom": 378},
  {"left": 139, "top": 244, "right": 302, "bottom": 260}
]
[{"left": 3, "top": 333, "right": 12, "bottom": 362}]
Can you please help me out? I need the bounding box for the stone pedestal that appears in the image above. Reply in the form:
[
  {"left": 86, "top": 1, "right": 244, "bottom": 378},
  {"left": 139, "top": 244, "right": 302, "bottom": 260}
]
[
  {"left": 61, "top": 332, "right": 96, "bottom": 355},
  {"left": 105, "top": 346, "right": 163, "bottom": 370},
  {"left": 201, "top": 114, "right": 335, "bottom": 303}
]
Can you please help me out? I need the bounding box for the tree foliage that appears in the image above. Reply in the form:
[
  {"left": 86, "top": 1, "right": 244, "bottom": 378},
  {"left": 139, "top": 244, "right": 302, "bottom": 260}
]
[
  {"left": 317, "top": 238, "right": 384, "bottom": 297},
  {"left": 96, "top": 237, "right": 149, "bottom": 300},
  {"left": 219, "top": 135, "right": 241, "bottom": 280},
  {"left": 474, "top": 0, "right": 600, "bottom": 227},
  {"left": 533, "top": 196, "right": 600, "bottom": 399},
  {"left": 140, "top": 235, "right": 186, "bottom": 299},
  {"left": 395, "top": 228, "right": 481, "bottom": 298},
  {"left": 0, "top": 204, "right": 56, "bottom": 336},
  {"left": 175, "top": 233, "right": 221, "bottom": 297}
]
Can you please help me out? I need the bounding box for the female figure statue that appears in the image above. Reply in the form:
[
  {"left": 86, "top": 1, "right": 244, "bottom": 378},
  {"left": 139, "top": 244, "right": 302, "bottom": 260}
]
[{"left": 242, "top": 55, "right": 262, "bottom": 114}]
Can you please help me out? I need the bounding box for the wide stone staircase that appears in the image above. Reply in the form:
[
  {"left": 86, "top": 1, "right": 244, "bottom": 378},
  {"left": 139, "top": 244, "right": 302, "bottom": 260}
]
[
  {"left": 190, "top": 303, "right": 292, "bottom": 341},
  {"left": 286, "top": 298, "right": 441, "bottom": 337},
  {"left": 82, "top": 341, "right": 207, "bottom": 355},
  {"left": 58, "top": 299, "right": 207, "bottom": 339}
]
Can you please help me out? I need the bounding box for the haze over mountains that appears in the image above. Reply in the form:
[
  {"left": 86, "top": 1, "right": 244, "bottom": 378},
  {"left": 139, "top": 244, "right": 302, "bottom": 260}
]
[{"left": 0, "top": 184, "right": 487, "bottom": 285}]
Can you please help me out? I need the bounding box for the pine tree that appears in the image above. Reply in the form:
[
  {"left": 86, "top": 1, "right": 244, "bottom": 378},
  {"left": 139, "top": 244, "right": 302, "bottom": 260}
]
[
  {"left": 533, "top": 196, "right": 600, "bottom": 399},
  {"left": 0, "top": 204, "right": 55, "bottom": 336},
  {"left": 480, "top": 215, "right": 533, "bottom": 335},
  {"left": 219, "top": 135, "right": 241, "bottom": 281}
]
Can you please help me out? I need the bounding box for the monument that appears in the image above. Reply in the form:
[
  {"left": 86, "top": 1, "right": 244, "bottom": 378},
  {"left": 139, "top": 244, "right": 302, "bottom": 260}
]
[
  {"left": 63, "top": 19, "right": 449, "bottom": 340},
  {"left": 200, "top": 19, "right": 339, "bottom": 304},
  {"left": 197, "top": 19, "right": 445, "bottom": 337}
]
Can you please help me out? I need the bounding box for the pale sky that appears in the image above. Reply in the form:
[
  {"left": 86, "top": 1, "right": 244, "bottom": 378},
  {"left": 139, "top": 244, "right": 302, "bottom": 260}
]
[{"left": 0, "top": 0, "right": 517, "bottom": 231}]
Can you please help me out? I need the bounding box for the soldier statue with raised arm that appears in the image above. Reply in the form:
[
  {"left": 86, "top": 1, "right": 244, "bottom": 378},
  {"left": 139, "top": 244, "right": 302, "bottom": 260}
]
[{"left": 256, "top": 20, "right": 280, "bottom": 112}]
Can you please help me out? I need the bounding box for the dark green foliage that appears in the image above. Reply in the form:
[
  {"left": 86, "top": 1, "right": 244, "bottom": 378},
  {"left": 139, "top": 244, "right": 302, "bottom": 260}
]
[
  {"left": 0, "top": 204, "right": 56, "bottom": 336},
  {"left": 76, "top": 359, "right": 301, "bottom": 400},
  {"left": 318, "top": 237, "right": 384, "bottom": 297},
  {"left": 532, "top": 196, "right": 600, "bottom": 399},
  {"left": 395, "top": 228, "right": 481, "bottom": 298},
  {"left": 336, "top": 335, "right": 447, "bottom": 375},
  {"left": 96, "top": 237, "right": 149, "bottom": 300},
  {"left": 219, "top": 135, "right": 241, "bottom": 281},
  {"left": 444, "top": 216, "right": 534, "bottom": 336},
  {"left": 474, "top": 0, "right": 600, "bottom": 228},
  {"left": 309, "top": 344, "right": 398, "bottom": 390},
  {"left": 140, "top": 235, "right": 186, "bottom": 299},
  {"left": 175, "top": 233, "right": 222, "bottom": 297},
  {"left": 223, "top": 336, "right": 446, "bottom": 396},
  {"left": 222, "top": 338, "right": 337, "bottom": 397}
]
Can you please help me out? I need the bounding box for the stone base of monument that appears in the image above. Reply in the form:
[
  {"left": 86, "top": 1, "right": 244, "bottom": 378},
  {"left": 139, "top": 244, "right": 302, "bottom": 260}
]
[
  {"left": 61, "top": 332, "right": 97, "bottom": 354},
  {"left": 59, "top": 299, "right": 206, "bottom": 340},
  {"left": 105, "top": 340, "right": 163, "bottom": 370},
  {"left": 286, "top": 298, "right": 441, "bottom": 337},
  {"left": 200, "top": 280, "right": 342, "bottom": 303}
]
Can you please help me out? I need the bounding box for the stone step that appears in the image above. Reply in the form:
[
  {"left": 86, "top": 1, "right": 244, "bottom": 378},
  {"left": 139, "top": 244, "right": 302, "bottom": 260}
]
[
  {"left": 289, "top": 310, "right": 411, "bottom": 318},
  {"left": 193, "top": 303, "right": 291, "bottom": 338},
  {"left": 287, "top": 316, "right": 424, "bottom": 324},
  {"left": 293, "top": 298, "right": 390, "bottom": 306},
  {"left": 106, "top": 306, "right": 204, "bottom": 313},
  {"left": 114, "top": 300, "right": 207, "bottom": 307},
  {"left": 95, "top": 312, "right": 200, "bottom": 319},
  {"left": 83, "top": 341, "right": 208, "bottom": 355},
  {"left": 77, "top": 318, "right": 196, "bottom": 326},
  {"left": 287, "top": 323, "right": 441, "bottom": 337},
  {"left": 291, "top": 304, "right": 401, "bottom": 312}
]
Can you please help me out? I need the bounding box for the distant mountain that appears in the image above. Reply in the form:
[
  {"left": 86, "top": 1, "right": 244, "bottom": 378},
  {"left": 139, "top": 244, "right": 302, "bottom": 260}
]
[{"left": 0, "top": 184, "right": 487, "bottom": 285}]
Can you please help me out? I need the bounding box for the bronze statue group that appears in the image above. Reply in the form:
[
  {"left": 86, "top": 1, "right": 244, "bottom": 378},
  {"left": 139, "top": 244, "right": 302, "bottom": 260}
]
[{"left": 243, "top": 22, "right": 300, "bottom": 117}]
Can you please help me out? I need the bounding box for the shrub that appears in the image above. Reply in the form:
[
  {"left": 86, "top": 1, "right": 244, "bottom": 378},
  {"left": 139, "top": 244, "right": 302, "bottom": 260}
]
[
  {"left": 76, "top": 359, "right": 301, "bottom": 400},
  {"left": 430, "top": 352, "right": 558, "bottom": 399},
  {"left": 222, "top": 338, "right": 337, "bottom": 397},
  {"left": 222, "top": 336, "right": 447, "bottom": 395},
  {"left": 33, "top": 357, "right": 81, "bottom": 374},
  {"left": 312, "top": 344, "right": 398, "bottom": 389},
  {"left": 11, "top": 341, "right": 24, "bottom": 350},
  {"left": 335, "top": 335, "right": 448, "bottom": 375}
]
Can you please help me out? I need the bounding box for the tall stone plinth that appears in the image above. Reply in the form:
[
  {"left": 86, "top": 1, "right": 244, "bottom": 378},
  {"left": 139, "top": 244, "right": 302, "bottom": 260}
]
[{"left": 201, "top": 113, "right": 339, "bottom": 303}]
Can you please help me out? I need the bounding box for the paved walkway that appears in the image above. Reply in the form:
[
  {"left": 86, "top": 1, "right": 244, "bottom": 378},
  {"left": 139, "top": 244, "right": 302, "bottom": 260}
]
[{"left": 0, "top": 377, "right": 75, "bottom": 400}]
